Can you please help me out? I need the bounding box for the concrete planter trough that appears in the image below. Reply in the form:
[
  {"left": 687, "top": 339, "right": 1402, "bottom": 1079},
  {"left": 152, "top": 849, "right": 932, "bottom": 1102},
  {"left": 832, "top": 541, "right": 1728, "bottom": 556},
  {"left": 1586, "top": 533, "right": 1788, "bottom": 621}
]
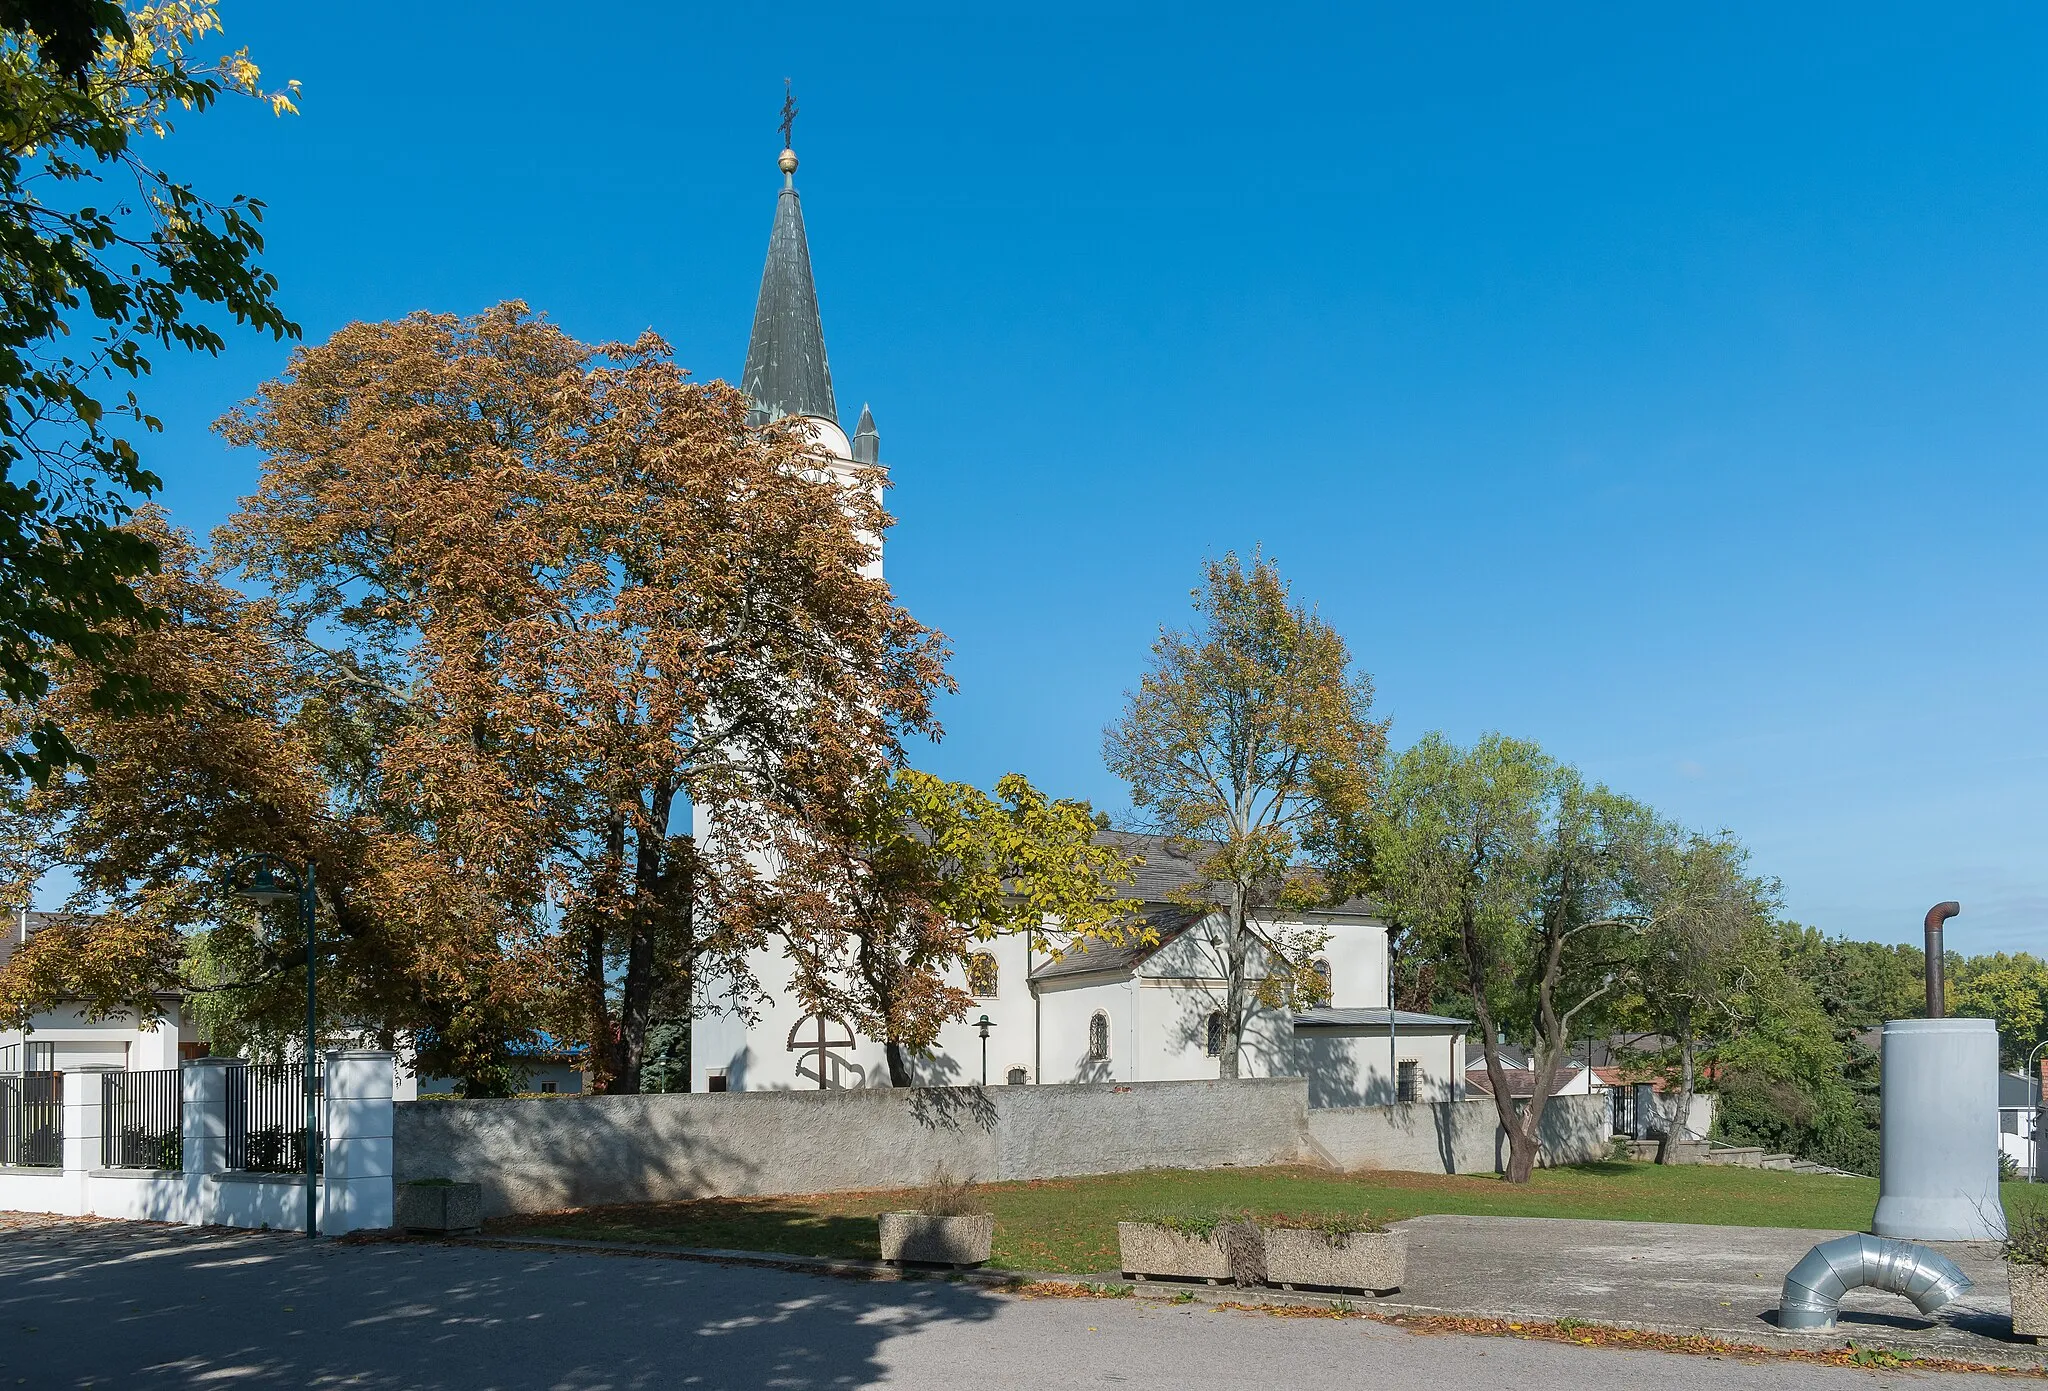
[
  {"left": 396, "top": 1180, "right": 483, "bottom": 1235},
  {"left": 1262, "top": 1227, "right": 1406, "bottom": 1294},
  {"left": 878, "top": 1212, "right": 994, "bottom": 1267},
  {"left": 1117, "top": 1222, "right": 1234, "bottom": 1284},
  {"left": 2011, "top": 1265, "right": 2048, "bottom": 1339}
]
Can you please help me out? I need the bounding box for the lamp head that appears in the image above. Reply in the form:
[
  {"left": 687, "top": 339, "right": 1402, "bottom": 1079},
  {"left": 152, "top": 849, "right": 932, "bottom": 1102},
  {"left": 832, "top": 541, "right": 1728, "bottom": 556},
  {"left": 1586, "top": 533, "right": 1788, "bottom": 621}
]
[
  {"left": 234, "top": 861, "right": 300, "bottom": 906},
  {"left": 975, "top": 1014, "right": 994, "bottom": 1038}
]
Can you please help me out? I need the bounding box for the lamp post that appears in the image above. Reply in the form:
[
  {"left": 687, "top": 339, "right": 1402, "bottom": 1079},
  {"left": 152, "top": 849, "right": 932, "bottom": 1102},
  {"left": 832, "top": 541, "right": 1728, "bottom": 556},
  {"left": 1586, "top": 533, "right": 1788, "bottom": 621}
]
[
  {"left": 227, "top": 856, "right": 318, "bottom": 1238},
  {"left": 974, "top": 1014, "right": 994, "bottom": 1087}
]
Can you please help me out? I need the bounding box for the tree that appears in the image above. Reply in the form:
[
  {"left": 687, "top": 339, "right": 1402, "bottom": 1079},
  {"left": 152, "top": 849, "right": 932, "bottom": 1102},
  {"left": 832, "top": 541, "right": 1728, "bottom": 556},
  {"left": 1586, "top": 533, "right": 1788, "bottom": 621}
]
[
  {"left": 1626, "top": 831, "right": 1775, "bottom": 1161},
  {"left": 1103, "top": 554, "right": 1386, "bottom": 1079},
  {"left": 0, "top": 511, "right": 533, "bottom": 1082},
  {"left": 1375, "top": 733, "right": 1646, "bottom": 1182},
  {"left": 0, "top": 3, "right": 297, "bottom": 784},
  {"left": 764, "top": 768, "right": 1143, "bottom": 1087},
  {"left": 216, "top": 303, "right": 949, "bottom": 1093},
  {"left": 1952, "top": 953, "right": 2048, "bottom": 1070}
]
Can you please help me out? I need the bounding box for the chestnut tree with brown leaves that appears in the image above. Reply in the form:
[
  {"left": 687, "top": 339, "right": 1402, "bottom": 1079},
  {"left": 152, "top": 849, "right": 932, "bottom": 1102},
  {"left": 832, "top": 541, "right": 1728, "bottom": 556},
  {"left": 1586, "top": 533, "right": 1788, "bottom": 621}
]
[{"left": 0, "top": 303, "right": 950, "bottom": 1093}]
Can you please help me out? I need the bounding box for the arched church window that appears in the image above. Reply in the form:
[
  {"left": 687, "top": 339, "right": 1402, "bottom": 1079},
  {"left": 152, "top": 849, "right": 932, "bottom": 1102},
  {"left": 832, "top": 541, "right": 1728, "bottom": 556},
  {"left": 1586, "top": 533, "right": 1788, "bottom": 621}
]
[
  {"left": 1088, "top": 1011, "right": 1110, "bottom": 1061},
  {"left": 1205, "top": 1011, "right": 1225, "bottom": 1057},
  {"left": 966, "top": 952, "right": 998, "bottom": 999},
  {"left": 1311, "top": 958, "right": 1333, "bottom": 1003},
  {"left": 1005, "top": 1066, "right": 1029, "bottom": 1086}
]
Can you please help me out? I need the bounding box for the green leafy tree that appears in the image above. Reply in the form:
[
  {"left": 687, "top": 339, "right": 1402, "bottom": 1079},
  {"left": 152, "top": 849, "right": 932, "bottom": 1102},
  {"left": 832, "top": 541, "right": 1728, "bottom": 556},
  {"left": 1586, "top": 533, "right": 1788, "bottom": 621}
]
[
  {"left": 1375, "top": 733, "right": 1649, "bottom": 1182},
  {"left": 1103, "top": 553, "right": 1387, "bottom": 1078},
  {"left": 0, "top": 3, "right": 296, "bottom": 783},
  {"left": 1627, "top": 831, "right": 1777, "bottom": 1161},
  {"left": 766, "top": 768, "right": 1142, "bottom": 1088},
  {"left": 1951, "top": 953, "right": 2048, "bottom": 1070}
]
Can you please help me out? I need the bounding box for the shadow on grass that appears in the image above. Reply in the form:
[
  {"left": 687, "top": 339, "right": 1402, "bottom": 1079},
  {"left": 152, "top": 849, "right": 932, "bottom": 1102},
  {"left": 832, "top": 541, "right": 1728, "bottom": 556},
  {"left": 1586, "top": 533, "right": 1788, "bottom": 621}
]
[{"left": 492, "top": 1196, "right": 888, "bottom": 1261}]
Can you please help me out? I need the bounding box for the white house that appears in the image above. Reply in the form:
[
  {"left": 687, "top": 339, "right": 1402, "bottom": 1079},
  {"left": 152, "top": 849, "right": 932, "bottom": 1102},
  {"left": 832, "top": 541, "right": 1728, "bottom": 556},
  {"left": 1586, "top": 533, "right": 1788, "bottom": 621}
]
[{"left": 0, "top": 911, "right": 186, "bottom": 1074}]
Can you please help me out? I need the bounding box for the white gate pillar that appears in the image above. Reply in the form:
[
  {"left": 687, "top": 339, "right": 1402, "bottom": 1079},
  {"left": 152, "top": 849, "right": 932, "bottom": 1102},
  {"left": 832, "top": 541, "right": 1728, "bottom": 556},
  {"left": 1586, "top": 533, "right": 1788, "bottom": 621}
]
[
  {"left": 181, "top": 1058, "right": 235, "bottom": 1176},
  {"left": 321, "top": 1051, "right": 394, "bottom": 1234}
]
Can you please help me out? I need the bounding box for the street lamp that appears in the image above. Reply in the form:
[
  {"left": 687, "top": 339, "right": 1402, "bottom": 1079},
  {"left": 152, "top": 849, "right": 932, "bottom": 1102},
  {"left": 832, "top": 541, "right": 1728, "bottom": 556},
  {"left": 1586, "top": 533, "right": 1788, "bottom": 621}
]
[
  {"left": 227, "top": 856, "right": 319, "bottom": 1238},
  {"left": 974, "top": 1014, "right": 995, "bottom": 1087}
]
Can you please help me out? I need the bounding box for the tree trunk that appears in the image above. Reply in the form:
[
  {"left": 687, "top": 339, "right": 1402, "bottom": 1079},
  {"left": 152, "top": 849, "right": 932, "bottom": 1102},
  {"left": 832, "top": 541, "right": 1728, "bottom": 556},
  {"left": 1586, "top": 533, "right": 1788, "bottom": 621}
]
[
  {"left": 885, "top": 1038, "right": 914, "bottom": 1088},
  {"left": 1218, "top": 883, "right": 1249, "bottom": 1080},
  {"left": 1659, "top": 1011, "right": 1697, "bottom": 1165}
]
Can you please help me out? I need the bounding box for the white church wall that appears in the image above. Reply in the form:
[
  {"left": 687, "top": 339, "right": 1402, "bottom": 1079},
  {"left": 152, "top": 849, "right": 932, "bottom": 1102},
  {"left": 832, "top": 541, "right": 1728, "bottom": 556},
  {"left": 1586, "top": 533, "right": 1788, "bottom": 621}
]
[
  {"left": 1311, "top": 917, "right": 1388, "bottom": 1008},
  {"left": 1035, "top": 972, "right": 1138, "bottom": 1083}
]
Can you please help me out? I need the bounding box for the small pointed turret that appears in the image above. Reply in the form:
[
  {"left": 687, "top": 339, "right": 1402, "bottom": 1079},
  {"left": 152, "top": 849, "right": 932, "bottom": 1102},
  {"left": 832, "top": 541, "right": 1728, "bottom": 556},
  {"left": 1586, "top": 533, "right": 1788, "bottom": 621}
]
[
  {"left": 741, "top": 138, "right": 837, "bottom": 429},
  {"left": 852, "top": 404, "right": 878, "bottom": 465}
]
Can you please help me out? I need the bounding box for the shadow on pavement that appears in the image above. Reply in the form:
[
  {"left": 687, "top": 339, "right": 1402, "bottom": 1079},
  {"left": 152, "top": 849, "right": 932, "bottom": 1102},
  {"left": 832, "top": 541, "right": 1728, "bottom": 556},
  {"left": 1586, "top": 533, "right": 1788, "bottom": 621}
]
[{"left": 0, "top": 1218, "right": 1004, "bottom": 1389}]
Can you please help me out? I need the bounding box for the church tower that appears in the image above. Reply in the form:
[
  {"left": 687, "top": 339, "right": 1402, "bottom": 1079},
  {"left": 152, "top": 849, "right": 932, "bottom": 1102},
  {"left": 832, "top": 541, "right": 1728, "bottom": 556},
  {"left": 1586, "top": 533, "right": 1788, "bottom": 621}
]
[{"left": 739, "top": 124, "right": 882, "bottom": 537}]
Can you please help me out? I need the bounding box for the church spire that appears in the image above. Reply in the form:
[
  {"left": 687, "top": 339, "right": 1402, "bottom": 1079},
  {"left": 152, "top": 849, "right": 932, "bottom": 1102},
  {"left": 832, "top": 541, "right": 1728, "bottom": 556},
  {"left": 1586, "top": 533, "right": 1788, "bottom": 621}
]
[
  {"left": 741, "top": 90, "right": 836, "bottom": 429},
  {"left": 852, "top": 404, "right": 878, "bottom": 464}
]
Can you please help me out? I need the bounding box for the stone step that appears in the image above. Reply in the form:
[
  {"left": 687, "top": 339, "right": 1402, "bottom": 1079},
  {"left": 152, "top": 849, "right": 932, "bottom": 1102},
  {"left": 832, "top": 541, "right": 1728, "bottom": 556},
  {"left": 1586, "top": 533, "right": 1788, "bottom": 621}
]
[{"left": 1758, "top": 1153, "right": 1798, "bottom": 1169}]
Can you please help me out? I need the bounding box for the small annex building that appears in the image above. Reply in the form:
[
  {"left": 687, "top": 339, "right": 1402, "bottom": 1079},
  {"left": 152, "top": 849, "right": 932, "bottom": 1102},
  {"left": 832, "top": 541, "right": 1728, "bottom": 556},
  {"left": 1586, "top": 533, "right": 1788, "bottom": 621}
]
[{"left": 0, "top": 911, "right": 187, "bottom": 1075}]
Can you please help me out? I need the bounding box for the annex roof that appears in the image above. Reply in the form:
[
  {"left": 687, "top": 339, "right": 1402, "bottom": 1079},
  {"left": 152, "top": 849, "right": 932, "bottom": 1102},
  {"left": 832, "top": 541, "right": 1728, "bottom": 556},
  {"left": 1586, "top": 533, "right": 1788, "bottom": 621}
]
[{"left": 1293, "top": 1008, "right": 1471, "bottom": 1030}]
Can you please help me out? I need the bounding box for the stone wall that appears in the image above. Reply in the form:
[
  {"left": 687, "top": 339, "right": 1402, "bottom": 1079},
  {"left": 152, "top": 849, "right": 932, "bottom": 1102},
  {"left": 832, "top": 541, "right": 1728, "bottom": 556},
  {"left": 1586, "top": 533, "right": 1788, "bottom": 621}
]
[
  {"left": 394, "top": 1078, "right": 1313, "bottom": 1217},
  {"left": 395, "top": 1080, "right": 1615, "bottom": 1218},
  {"left": 1304, "top": 1093, "right": 1611, "bottom": 1174}
]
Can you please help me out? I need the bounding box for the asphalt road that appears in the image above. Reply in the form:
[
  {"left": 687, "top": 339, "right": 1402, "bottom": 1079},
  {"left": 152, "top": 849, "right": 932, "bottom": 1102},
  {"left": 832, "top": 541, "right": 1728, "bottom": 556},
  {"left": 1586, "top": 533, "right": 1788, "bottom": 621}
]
[{"left": 0, "top": 1218, "right": 2014, "bottom": 1390}]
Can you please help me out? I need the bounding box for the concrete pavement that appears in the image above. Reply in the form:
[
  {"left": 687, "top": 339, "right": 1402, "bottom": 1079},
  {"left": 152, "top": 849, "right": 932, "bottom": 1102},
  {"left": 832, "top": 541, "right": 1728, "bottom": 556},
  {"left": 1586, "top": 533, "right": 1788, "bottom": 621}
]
[
  {"left": 1386, "top": 1214, "right": 2025, "bottom": 1359},
  {"left": 0, "top": 1215, "right": 2027, "bottom": 1389}
]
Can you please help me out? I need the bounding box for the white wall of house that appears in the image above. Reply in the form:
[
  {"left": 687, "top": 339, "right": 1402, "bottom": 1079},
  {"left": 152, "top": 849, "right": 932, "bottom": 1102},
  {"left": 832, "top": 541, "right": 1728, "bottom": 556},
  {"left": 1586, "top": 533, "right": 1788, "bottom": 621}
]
[
  {"left": 1298, "top": 1025, "right": 1463, "bottom": 1108},
  {"left": 0, "top": 997, "right": 182, "bottom": 1072}
]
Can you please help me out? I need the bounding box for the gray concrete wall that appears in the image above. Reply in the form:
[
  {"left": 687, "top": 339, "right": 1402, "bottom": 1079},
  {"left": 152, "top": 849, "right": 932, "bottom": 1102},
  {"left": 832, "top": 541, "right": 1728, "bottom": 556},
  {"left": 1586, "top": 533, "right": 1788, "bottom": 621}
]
[
  {"left": 395, "top": 1078, "right": 1312, "bottom": 1218},
  {"left": 395, "top": 1080, "right": 1612, "bottom": 1218},
  {"left": 1305, "top": 1093, "right": 1611, "bottom": 1174}
]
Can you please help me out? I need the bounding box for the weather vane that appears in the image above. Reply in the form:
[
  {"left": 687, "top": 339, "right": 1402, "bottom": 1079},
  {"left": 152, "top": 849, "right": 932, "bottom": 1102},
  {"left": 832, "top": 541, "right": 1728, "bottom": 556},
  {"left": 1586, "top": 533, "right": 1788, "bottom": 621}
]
[{"left": 780, "top": 79, "right": 798, "bottom": 150}]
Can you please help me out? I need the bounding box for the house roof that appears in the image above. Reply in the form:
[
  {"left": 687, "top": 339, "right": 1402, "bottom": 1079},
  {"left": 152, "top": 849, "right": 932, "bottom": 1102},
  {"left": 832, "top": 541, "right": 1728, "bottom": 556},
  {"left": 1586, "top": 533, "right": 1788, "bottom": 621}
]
[
  {"left": 1027, "top": 832, "right": 1379, "bottom": 983},
  {"left": 1028, "top": 902, "right": 1199, "bottom": 982},
  {"left": 1294, "top": 1008, "right": 1471, "bottom": 1030},
  {"left": 1463, "top": 1065, "right": 1598, "bottom": 1099},
  {"left": 0, "top": 911, "right": 78, "bottom": 973}
]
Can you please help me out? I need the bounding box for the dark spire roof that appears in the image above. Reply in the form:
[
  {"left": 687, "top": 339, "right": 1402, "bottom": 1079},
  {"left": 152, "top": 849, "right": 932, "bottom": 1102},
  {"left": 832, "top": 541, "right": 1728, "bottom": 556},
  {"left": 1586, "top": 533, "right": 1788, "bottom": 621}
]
[
  {"left": 741, "top": 150, "right": 837, "bottom": 427},
  {"left": 852, "top": 403, "right": 878, "bottom": 464}
]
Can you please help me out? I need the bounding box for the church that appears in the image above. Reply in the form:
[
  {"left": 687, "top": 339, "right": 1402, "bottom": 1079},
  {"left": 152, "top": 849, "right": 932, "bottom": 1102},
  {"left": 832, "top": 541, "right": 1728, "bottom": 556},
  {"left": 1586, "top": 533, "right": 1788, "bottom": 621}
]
[{"left": 689, "top": 133, "right": 1469, "bottom": 1105}]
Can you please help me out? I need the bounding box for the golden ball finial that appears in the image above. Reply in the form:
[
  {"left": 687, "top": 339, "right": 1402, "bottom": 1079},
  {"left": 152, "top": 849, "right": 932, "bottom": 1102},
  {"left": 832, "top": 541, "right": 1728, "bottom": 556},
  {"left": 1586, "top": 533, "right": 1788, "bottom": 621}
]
[{"left": 778, "top": 148, "right": 799, "bottom": 175}]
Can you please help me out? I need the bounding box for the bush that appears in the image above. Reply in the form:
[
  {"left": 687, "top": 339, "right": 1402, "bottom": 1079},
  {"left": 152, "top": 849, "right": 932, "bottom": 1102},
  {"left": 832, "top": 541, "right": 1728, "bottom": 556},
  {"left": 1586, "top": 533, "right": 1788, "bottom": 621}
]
[{"left": 2006, "top": 1207, "right": 2048, "bottom": 1267}]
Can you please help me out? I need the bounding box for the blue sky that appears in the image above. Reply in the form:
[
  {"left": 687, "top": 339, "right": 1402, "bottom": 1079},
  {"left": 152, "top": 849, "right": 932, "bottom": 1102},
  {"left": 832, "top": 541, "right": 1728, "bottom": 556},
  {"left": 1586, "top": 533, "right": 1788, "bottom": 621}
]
[{"left": 140, "top": 4, "right": 2046, "bottom": 951}]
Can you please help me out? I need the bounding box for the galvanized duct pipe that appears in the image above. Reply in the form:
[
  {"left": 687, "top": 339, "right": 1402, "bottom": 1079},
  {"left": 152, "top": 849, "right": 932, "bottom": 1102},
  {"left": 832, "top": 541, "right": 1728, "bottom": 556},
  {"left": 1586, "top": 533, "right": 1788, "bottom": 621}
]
[{"left": 1778, "top": 1234, "right": 1972, "bottom": 1331}]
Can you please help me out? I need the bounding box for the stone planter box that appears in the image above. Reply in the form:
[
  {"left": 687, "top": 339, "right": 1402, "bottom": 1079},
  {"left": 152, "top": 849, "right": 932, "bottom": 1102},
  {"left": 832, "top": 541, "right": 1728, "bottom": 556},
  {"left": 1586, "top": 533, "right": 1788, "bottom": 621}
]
[
  {"left": 396, "top": 1181, "right": 483, "bottom": 1235},
  {"left": 1117, "top": 1222, "right": 1234, "bottom": 1284},
  {"left": 1263, "top": 1227, "right": 1406, "bottom": 1294},
  {"left": 878, "top": 1212, "right": 994, "bottom": 1267},
  {"left": 2011, "top": 1264, "right": 2048, "bottom": 1339}
]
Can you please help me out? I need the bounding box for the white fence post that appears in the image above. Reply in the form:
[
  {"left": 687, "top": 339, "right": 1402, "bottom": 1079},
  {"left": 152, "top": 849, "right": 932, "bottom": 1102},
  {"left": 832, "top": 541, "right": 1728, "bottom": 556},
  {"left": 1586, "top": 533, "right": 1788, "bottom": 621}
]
[
  {"left": 182, "top": 1058, "right": 234, "bottom": 1176},
  {"left": 61, "top": 1066, "right": 121, "bottom": 1212},
  {"left": 321, "top": 1050, "right": 394, "bottom": 1234}
]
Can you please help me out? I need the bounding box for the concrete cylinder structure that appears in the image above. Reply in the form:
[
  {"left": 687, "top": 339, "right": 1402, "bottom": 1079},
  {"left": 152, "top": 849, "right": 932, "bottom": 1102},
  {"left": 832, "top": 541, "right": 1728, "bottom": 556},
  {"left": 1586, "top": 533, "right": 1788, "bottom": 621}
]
[{"left": 1874, "top": 1017, "right": 2002, "bottom": 1241}]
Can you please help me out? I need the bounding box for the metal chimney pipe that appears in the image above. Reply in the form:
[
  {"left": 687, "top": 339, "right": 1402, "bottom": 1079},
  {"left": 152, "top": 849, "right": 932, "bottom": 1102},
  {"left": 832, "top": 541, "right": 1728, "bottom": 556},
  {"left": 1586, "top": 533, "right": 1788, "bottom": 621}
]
[{"left": 1924, "top": 901, "right": 1960, "bottom": 1018}]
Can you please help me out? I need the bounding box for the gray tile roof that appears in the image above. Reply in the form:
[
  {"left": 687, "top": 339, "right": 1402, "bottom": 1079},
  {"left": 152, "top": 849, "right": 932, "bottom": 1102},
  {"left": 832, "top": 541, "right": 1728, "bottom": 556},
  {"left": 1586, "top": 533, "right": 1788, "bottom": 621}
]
[
  {"left": 1028, "top": 832, "right": 1379, "bottom": 983},
  {"left": 0, "top": 910, "right": 75, "bottom": 972},
  {"left": 1028, "top": 902, "right": 1200, "bottom": 982},
  {"left": 1294, "top": 1008, "right": 1471, "bottom": 1030}
]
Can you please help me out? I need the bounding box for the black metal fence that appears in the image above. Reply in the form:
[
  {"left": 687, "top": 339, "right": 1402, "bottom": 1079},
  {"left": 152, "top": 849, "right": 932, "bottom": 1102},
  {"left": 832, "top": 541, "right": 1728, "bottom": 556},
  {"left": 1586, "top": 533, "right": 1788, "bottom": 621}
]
[
  {"left": 101, "top": 1069, "right": 183, "bottom": 1170},
  {"left": 227, "top": 1062, "right": 320, "bottom": 1174},
  {"left": 0, "top": 1072, "right": 60, "bottom": 1167}
]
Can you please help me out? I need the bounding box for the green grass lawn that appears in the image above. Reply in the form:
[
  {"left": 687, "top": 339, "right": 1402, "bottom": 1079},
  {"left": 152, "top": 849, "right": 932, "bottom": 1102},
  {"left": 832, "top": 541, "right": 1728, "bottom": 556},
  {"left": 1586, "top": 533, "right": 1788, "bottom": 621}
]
[{"left": 491, "top": 1161, "right": 2038, "bottom": 1275}]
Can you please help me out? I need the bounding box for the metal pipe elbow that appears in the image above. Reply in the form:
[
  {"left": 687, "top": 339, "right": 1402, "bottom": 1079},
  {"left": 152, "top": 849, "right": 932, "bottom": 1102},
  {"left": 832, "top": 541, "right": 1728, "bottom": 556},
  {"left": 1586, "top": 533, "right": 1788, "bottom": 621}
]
[{"left": 1779, "top": 1234, "right": 1972, "bottom": 1331}]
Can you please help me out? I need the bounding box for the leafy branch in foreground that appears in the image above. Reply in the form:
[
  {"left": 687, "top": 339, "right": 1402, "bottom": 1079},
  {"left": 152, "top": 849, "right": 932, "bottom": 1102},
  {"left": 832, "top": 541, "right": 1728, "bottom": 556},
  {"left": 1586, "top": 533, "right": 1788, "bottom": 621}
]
[{"left": 0, "top": 2, "right": 298, "bottom": 783}]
